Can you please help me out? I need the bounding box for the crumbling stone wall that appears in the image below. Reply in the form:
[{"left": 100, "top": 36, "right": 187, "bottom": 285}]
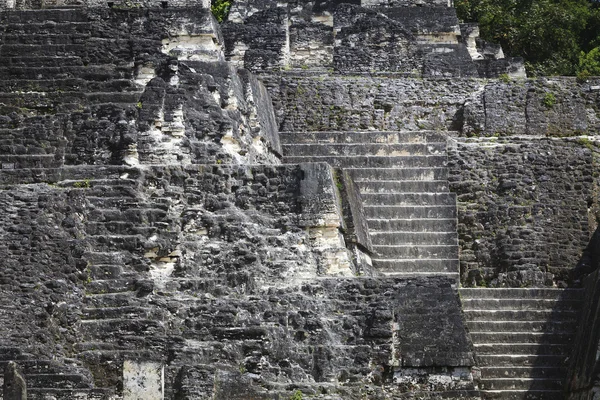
[
  {"left": 262, "top": 74, "right": 482, "bottom": 132},
  {"left": 0, "top": 163, "right": 475, "bottom": 398},
  {"left": 448, "top": 137, "right": 598, "bottom": 286}
]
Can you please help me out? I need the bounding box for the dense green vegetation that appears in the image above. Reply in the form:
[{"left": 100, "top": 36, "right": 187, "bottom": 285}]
[
  {"left": 211, "top": 0, "right": 232, "bottom": 22},
  {"left": 454, "top": 0, "right": 600, "bottom": 76}
]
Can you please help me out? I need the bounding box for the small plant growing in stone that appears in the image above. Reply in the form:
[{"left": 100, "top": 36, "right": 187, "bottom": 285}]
[
  {"left": 542, "top": 92, "right": 556, "bottom": 108},
  {"left": 498, "top": 73, "right": 511, "bottom": 83},
  {"left": 576, "top": 70, "right": 591, "bottom": 83},
  {"left": 577, "top": 137, "right": 595, "bottom": 151},
  {"left": 289, "top": 390, "right": 303, "bottom": 400},
  {"left": 73, "top": 179, "right": 91, "bottom": 188}
]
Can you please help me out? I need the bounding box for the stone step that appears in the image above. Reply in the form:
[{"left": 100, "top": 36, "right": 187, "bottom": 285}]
[
  {"left": 473, "top": 343, "right": 570, "bottom": 356},
  {"left": 376, "top": 271, "right": 460, "bottom": 279},
  {"left": 476, "top": 355, "right": 567, "bottom": 367},
  {"left": 372, "top": 259, "right": 459, "bottom": 274},
  {"left": 2, "top": 9, "right": 90, "bottom": 23},
  {"left": 357, "top": 180, "right": 449, "bottom": 193},
  {"left": 1, "top": 33, "right": 90, "bottom": 46},
  {"left": 463, "top": 309, "right": 579, "bottom": 322},
  {"left": 83, "top": 292, "right": 139, "bottom": 308},
  {"left": 459, "top": 288, "right": 584, "bottom": 300},
  {"left": 362, "top": 192, "right": 456, "bottom": 206},
  {"left": 470, "top": 332, "right": 576, "bottom": 345},
  {"left": 0, "top": 154, "right": 60, "bottom": 169},
  {"left": 0, "top": 43, "right": 87, "bottom": 57},
  {"left": 0, "top": 360, "right": 69, "bottom": 375},
  {"left": 364, "top": 205, "right": 457, "bottom": 219},
  {"left": 0, "top": 78, "right": 137, "bottom": 93},
  {"left": 367, "top": 218, "right": 457, "bottom": 232},
  {"left": 346, "top": 167, "right": 448, "bottom": 181},
  {"left": 462, "top": 298, "right": 583, "bottom": 311},
  {"left": 87, "top": 264, "right": 126, "bottom": 280},
  {"left": 79, "top": 318, "right": 165, "bottom": 339},
  {"left": 372, "top": 245, "right": 458, "bottom": 259},
  {"left": 81, "top": 306, "right": 161, "bottom": 321},
  {"left": 82, "top": 251, "right": 134, "bottom": 265},
  {"left": 465, "top": 321, "right": 578, "bottom": 334},
  {"left": 83, "top": 278, "right": 141, "bottom": 295},
  {"left": 0, "top": 56, "right": 84, "bottom": 67},
  {"left": 480, "top": 367, "right": 566, "bottom": 379},
  {"left": 279, "top": 130, "right": 450, "bottom": 144},
  {"left": 85, "top": 221, "right": 142, "bottom": 235},
  {"left": 26, "top": 388, "right": 116, "bottom": 399},
  {"left": 26, "top": 373, "right": 91, "bottom": 389},
  {"left": 480, "top": 390, "right": 563, "bottom": 400},
  {"left": 370, "top": 231, "right": 458, "bottom": 246},
  {"left": 85, "top": 91, "right": 142, "bottom": 104},
  {"left": 2, "top": 22, "right": 92, "bottom": 36},
  {"left": 284, "top": 155, "right": 447, "bottom": 168},
  {"left": 480, "top": 378, "right": 563, "bottom": 391},
  {"left": 282, "top": 143, "right": 446, "bottom": 157},
  {"left": 0, "top": 65, "right": 131, "bottom": 81}
]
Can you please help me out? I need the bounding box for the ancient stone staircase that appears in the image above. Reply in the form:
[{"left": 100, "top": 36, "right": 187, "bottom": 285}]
[
  {"left": 460, "top": 288, "right": 585, "bottom": 400},
  {"left": 0, "top": 8, "right": 143, "bottom": 169},
  {"left": 282, "top": 130, "right": 459, "bottom": 278},
  {"left": 0, "top": 346, "right": 115, "bottom": 398}
]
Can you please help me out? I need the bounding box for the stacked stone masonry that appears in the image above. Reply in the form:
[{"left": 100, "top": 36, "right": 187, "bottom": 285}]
[{"left": 0, "top": 1, "right": 598, "bottom": 400}]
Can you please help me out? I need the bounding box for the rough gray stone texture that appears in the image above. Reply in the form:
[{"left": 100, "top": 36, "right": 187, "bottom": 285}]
[
  {"left": 462, "top": 78, "right": 600, "bottom": 137},
  {"left": 447, "top": 137, "right": 598, "bottom": 286},
  {"left": 3, "top": 362, "right": 26, "bottom": 400},
  {"left": 0, "top": 164, "right": 475, "bottom": 399},
  {"left": 337, "top": 168, "right": 373, "bottom": 254},
  {"left": 362, "top": 0, "right": 449, "bottom": 7},
  {"left": 262, "top": 73, "right": 483, "bottom": 132},
  {"left": 567, "top": 267, "right": 600, "bottom": 400},
  {"left": 223, "top": 0, "right": 519, "bottom": 77},
  {"left": 380, "top": 6, "right": 459, "bottom": 36},
  {"left": 0, "top": 8, "right": 280, "bottom": 170},
  {"left": 332, "top": 4, "right": 421, "bottom": 74},
  {"left": 0, "top": 0, "right": 210, "bottom": 10}
]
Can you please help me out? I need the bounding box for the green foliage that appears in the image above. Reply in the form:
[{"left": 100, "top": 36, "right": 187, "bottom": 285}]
[
  {"left": 577, "top": 137, "right": 595, "bottom": 150},
  {"left": 289, "top": 390, "right": 303, "bottom": 400},
  {"left": 211, "top": 0, "right": 231, "bottom": 22},
  {"left": 455, "top": 0, "right": 600, "bottom": 76},
  {"left": 73, "top": 179, "right": 91, "bottom": 188},
  {"left": 542, "top": 92, "right": 556, "bottom": 108},
  {"left": 577, "top": 69, "right": 592, "bottom": 82},
  {"left": 578, "top": 47, "right": 600, "bottom": 75},
  {"left": 498, "top": 73, "right": 511, "bottom": 83}
]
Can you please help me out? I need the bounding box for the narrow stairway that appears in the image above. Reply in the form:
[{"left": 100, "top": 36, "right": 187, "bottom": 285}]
[
  {"left": 460, "top": 288, "right": 585, "bottom": 400},
  {"left": 282, "top": 130, "right": 459, "bottom": 279}
]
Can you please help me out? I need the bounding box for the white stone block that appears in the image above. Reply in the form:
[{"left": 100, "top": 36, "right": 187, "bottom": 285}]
[{"left": 123, "top": 360, "right": 164, "bottom": 400}]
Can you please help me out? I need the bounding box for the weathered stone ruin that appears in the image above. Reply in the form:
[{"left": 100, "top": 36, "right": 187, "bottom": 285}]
[{"left": 0, "top": 0, "right": 598, "bottom": 398}]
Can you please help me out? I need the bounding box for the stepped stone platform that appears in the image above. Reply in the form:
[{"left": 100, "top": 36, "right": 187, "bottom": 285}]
[
  {"left": 283, "top": 130, "right": 460, "bottom": 279},
  {"left": 461, "top": 288, "right": 586, "bottom": 400},
  {"left": 0, "top": 0, "right": 598, "bottom": 399}
]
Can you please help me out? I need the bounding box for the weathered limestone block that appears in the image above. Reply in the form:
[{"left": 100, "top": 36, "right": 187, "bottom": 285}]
[
  {"left": 422, "top": 44, "right": 479, "bottom": 77},
  {"left": 566, "top": 268, "right": 600, "bottom": 399},
  {"left": 123, "top": 360, "right": 164, "bottom": 400},
  {"left": 135, "top": 60, "right": 281, "bottom": 165},
  {"left": 462, "top": 78, "right": 600, "bottom": 136},
  {"left": 3, "top": 362, "right": 26, "bottom": 400},
  {"left": 262, "top": 74, "right": 482, "bottom": 132},
  {"left": 333, "top": 4, "right": 421, "bottom": 74},
  {"left": 362, "top": 0, "right": 449, "bottom": 7},
  {"left": 381, "top": 7, "right": 461, "bottom": 43},
  {"left": 448, "top": 137, "right": 596, "bottom": 286},
  {"left": 222, "top": 8, "right": 289, "bottom": 72},
  {"left": 298, "top": 162, "right": 354, "bottom": 276}
]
